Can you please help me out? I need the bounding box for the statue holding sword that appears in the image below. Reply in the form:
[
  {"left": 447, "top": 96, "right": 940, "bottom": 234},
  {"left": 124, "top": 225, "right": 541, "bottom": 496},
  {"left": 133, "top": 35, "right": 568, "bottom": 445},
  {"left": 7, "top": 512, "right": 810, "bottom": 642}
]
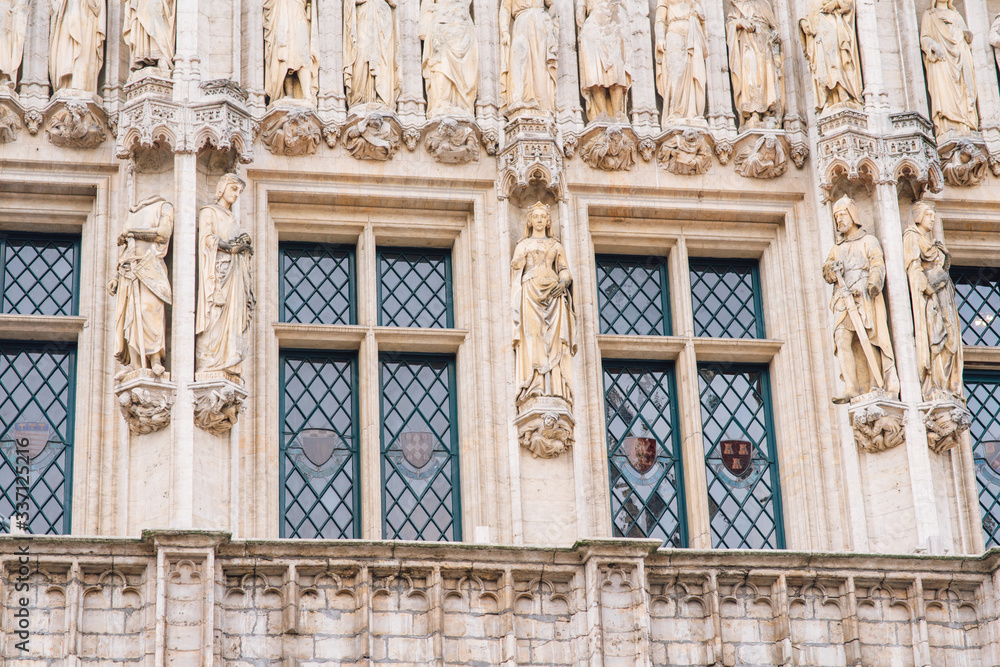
[{"left": 822, "top": 196, "right": 899, "bottom": 404}]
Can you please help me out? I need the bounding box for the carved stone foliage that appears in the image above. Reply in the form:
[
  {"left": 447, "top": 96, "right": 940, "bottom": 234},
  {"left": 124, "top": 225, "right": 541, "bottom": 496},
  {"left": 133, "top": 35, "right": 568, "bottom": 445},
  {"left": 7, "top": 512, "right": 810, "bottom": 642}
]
[
  {"left": 191, "top": 379, "right": 247, "bottom": 436},
  {"left": 47, "top": 101, "right": 106, "bottom": 148},
  {"left": 115, "top": 375, "right": 175, "bottom": 435},
  {"left": 940, "top": 138, "right": 987, "bottom": 187},
  {"left": 850, "top": 400, "right": 905, "bottom": 454},
  {"left": 656, "top": 127, "right": 712, "bottom": 175},
  {"left": 497, "top": 116, "right": 565, "bottom": 203},
  {"left": 579, "top": 124, "right": 637, "bottom": 171},
  {"left": 343, "top": 112, "right": 401, "bottom": 161},
  {"left": 424, "top": 117, "right": 480, "bottom": 164},
  {"left": 733, "top": 133, "right": 787, "bottom": 179},
  {"left": 0, "top": 103, "right": 19, "bottom": 143},
  {"left": 261, "top": 106, "right": 322, "bottom": 157}
]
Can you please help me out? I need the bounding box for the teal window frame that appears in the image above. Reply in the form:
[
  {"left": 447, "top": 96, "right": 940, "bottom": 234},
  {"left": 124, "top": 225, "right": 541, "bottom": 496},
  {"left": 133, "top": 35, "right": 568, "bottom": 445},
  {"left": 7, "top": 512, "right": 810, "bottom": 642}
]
[
  {"left": 278, "top": 350, "right": 361, "bottom": 539},
  {"left": 0, "top": 233, "right": 81, "bottom": 317},
  {"left": 278, "top": 242, "right": 357, "bottom": 325},
  {"left": 951, "top": 265, "right": 1000, "bottom": 347},
  {"left": 603, "top": 359, "right": 687, "bottom": 546},
  {"left": 379, "top": 353, "right": 461, "bottom": 541},
  {"left": 689, "top": 258, "right": 765, "bottom": 339},
  {"left": 595, "top": 254, "right": 672, "bottom": 336},
  {"left": 0, "top": 341, "right": 77, "bottom": 535},
  {"left": 698, "top": 363, "right": 784, "bottom": 549},
  {"left": 377, "top": 248, "right": 454, "bottom": 329},
  {"left": 964, "top": 371, "right": 1000, "bottom": 548}
]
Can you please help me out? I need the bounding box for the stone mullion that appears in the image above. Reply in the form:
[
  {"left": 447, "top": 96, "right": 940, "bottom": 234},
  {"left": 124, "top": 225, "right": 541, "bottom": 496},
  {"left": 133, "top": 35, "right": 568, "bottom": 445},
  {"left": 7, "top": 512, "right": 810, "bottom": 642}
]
[
  {"left": 842, "top": 575, "right": 862, "bottom": 665},
  {"left": 500, "top": 568, "right": 517, "bottom": 665},
  {"left": 66, "top": 560, "right": 82, "bottom": 659},
  {"left": 430, "top": 566, "right": 445, "bottom": 665},
  {"left": 628, "top": 0, "right": 657, "bottom": 134},
  {"left": 706, "top": 571, "right": 723, "bottom": 665},
  {"left": 911, "top": 576, "right": 930, "bottom": 667},
  {"left": 359, "top": 565, "right": 374, "bottom": 666},
  {"left": 358, "top": 224, "right": 381, "bottom": 539}
]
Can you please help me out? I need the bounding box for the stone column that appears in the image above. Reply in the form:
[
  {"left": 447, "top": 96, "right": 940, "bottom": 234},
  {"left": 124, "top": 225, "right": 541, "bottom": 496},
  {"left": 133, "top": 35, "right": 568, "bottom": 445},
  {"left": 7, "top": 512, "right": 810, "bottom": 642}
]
[{"left": 396, "top": 0, "right": 426, "bottom": 125}]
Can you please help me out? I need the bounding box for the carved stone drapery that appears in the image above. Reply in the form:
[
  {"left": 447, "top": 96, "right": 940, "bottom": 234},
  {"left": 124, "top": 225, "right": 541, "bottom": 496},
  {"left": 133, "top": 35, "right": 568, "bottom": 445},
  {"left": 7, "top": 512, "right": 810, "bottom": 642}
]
[
  {"left": 0, "top": 0, "right": 28, "bottom": 88},
  {"left": 798, "top": 0, "right": 862, "bottom": 113},
  {"left": 499, "top": 0, "right": 558, "bottom": 117},
  {"left": 922, "top": 399, "right": 972, "bottom": 454},
  {"left": 515, "top": 398, "right": 575, "bottom": 458},
  {"left": 343, "top": 0, "right": 400, "bottom": 113},
  {"left": 419, "top": 0, "right": 478, "bottom": 119},
  {"left": 263, "top": 0, "right": 319, "bottom": 105},
  {"left": 654, "top": 0, "right": 707, "bottom": 126},
  {"left": 920, "top": 0, "right": 979, "bottom": 137},
  {"left": 123, "top": 0, "right": 176, "bottom": 77},
  {"left": 733, "top": 132, "right": 788, "bottom": 179},
  {"left": 576, "top": 0, "right": 632, "bottom": 121},
  {"left": 0, "top": 101, "right": 20, "bottom": 143},
  {"left": 939, "top": 138, "right": 987, "bottom": 187},
  {"left": 726, "top": 0, "right": 785, "bottom": 129},
  {"left": 49, "top": 0, "right": 106, "bottom": 94}
]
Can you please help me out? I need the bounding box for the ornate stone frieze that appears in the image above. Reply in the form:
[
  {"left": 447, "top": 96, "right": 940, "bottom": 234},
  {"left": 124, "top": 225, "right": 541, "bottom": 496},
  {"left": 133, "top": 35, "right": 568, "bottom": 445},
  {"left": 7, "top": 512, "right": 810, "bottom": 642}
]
[
  {"left": 343, "top": 112, "right": 402, "bottom": 161},
  {"left": 261, "top": 105, "right": 322, "bottom": 157},
  {"left": 424, "top": 117, "right": 480, "bottom": 164},
  {"left": 848, "top": 394, "right": 906, "bottom": 454},
  {"left": 191, "top": 377, "right": 247, "bottom": 436},
  {"left": 497, "top": 116, "right": 565, "bottom": 203},
  {"left": 579, "top": 124, "right": 637, "bottom": 171},
  {"left": 115, "top": 372, "right": 175, "bottom": 435},
  {"left": 656, "top": 127, "right": 713, "bottom": 175},
  {"left": 733, "top": 131, "right": 788, "bottom": 179},
  {"left": 922, "top": 399, "right": 971, "bottom": 454},
  {"left": 939, "top": 137, "right": 987, "bottom": 187},
  {"left": 46, "top": 99, "right": 106, "bottom": 148}
]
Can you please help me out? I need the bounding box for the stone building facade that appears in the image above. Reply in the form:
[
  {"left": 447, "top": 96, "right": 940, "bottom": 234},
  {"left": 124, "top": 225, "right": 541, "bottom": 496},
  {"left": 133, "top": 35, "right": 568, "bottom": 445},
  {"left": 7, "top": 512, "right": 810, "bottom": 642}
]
[{"left": 3, "top": 0, "right": 1000, "bottom": 663}]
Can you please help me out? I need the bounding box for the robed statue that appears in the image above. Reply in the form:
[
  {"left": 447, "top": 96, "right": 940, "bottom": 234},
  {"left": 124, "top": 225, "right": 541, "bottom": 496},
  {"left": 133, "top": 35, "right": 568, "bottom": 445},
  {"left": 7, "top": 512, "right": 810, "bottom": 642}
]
[
  {"left": 511, "top": 203, "right": 576, "bottom": 408},
  {"left": 195, "top": 174, "right": 255, "bottom": 380},
  {"left": 0, "top": 0, "right": 29, "bottom": 87},
  {"left": 123, "top": 0, "right": 175, "bottom": 73},
  {"left": 500, "top": 0, "right": 558, "bottom": 115},
  {"left": 108, "top": 197, "right": 173, "bottom": 377},
  {"left": 726, "top": 0, "right": 784, "bottom": 128},
  {"left": 344, "top": 0, "right": 399, "bottom": 110},
  {"left": 921, "top": 0, "right": 978, "bottom": 135},
  {"left": 798, "top": 0, "right": 862, "bottom": 112},
  {"left": 576, "top": 0, "right": 631, "bottom": 120},
  {"left": 50, "top": 0, "right": 106, "bottom": 93},
  {"left": 419, "top": 0, "right": 478, "bottom": 118},
  {"left": 654, "top": 0, "right": 707, "bottom": 123},
  {"left": 822, "top": 196, "right": 899, "bottom": 403},
  {"left": 903, "top": 201, "right": 964, "bottom": 400},
  {"left": 263, "top": 0, "right": 319, "bottom": 104}
]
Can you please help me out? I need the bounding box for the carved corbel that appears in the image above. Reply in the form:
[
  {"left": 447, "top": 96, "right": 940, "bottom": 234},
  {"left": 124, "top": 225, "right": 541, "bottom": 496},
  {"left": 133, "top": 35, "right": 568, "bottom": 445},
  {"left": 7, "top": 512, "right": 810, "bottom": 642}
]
[
  {"left": 261, "top": 104, "right": 322, "bottom": 157},
  {"left": 578, "top": 123, "right": 638, "bottom": 171},
  {"left": 921, "top": 399, "right": 972, "bottom": 454},
  {"left": 514, "top": 397, "right": 575, "bottom": 459},
  {"left": 733, "top": 130, "right": 789, "bottom": 179},
  {"left": 423, "top": 117, "right": 481, "bottom": 164},
  {"left": 114, "top": 372, "right": 175, "bottom": 435},
  {"left": 45, "top": 98, "right": 107, "bottom": 149},
  {"left": 342, "top": 111, "right": 402, "bottom": 161},
  {"left": 656, "top": 126, "right": 713, "bottom": 175},
  {"left": 938, "top": 137, "right": 988, "bottom": 187},
  {"left": 497, "top": 116, "right": 565, "bottom": 203},
  {"left": 191, "top": 377, "right": 248, "bottom": 437},
  {"left": 0, "top": 103, "right": 20, "bottom": 143},
  {"left": 847, "top": 393, "right": 906, "bottom": 454}
]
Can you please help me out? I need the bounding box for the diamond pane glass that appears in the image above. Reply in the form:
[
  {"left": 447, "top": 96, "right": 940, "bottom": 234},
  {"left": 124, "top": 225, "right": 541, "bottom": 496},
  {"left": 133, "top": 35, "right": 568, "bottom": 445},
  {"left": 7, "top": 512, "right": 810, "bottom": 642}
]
[
  {"left": 952, "top": 266, "right": 1000, "bottom": 347},
  {"left": 1, "top": 236, "right": 79, "bottom": 316},
  {"left": 690, "top": 260, "right": 763, "bottom": 339},
  {"left": 699, "top": 365, "right": 783, "bottom": 549},
  {"left": 596, "top": 256, "right": 669, "bottom": 336},
  {"left": 603, "top": 362, "right": 685, "bottom": 546},
  {"left": 965, "top": 374, "right": 1000, "bottom": 548},
  {"left": 379, "top": 249, "right": 452, "bottom": 328},
  {"left": 280, "top": 244, "right": 355, "bottom": 325},
  {"left": 0, "top": 344, "right": 76, "bottom": 535},
  {"left": 381, "top": 356, "right": 460, "bottom": 541},
  {"left": 280, "top": 353, "right": 359, "bottom": 539}
]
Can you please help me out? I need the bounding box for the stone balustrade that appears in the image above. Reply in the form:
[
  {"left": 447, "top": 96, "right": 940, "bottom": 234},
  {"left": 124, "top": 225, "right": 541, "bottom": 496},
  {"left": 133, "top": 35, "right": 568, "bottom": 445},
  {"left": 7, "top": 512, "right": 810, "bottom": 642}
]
[{"left": 2, "top": 532, "right": 998, "bottom": 665}]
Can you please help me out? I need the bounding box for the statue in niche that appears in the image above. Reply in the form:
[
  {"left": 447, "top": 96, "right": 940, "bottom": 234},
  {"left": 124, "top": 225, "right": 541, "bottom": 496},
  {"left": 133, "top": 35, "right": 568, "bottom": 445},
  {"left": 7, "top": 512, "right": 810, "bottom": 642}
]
[
  {"left": 798, "top": 0, "right": 863, "bottom": 112},
  {"left": 419, "top": 0, "right": 478, "bottom": 118},
  {"left": 921, "top": 0, "right": 978, "bottom": 135},
  {"left": 123, "top": 0, "right": 176, "bottom": 74},
  {"left": 50, "top": 0, "right": 106, "bottom": 93},
  {"left": 653, "top": 0, "right": 707, "bottom": 123},
  {"left": 500, "top": 0, "right": 558, "bottom": 116},
  {"left": 903, "top": 201, "right": 963, "bottom": 401},
  {"left": 822, "top": 196, "right": 899, "bottom": 404},
  {"left": 511, "top": 202, "right": 576, "bottom": 408},
  {"left": 195, "top": 174, "right": 255, "bottom": 380},
  {"left": 0, "top": 0, "right": 28, "bottom": 88},
  {"left": 343, "top": 0, "right": 399, "bottom": 111},
  {"left": 726, "top": 0, "right": 784, "bottom": 128},
  {"left": 989, "top": 14, "right": 1000, "bottom": 74},
  {"left": 108, "top": 196, "right": 174, "bottom": 378},
  {"left": 263, "top": 0, "right": 319, "bottom": 104},
  {"left": 576, "top": 0, "right": 631, "bottom": 120}
]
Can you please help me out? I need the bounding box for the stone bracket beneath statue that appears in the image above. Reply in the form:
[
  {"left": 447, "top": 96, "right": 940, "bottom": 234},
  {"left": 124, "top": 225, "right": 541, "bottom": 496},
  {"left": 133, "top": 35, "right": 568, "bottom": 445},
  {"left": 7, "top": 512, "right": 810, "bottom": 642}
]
[
  {"left": 920, "top": 398, "right": 972, "bottom": 454},
  {"left": 191, "top": 375, "right": 247, "bottom": 437},
  {"left": 847, "top": 392, "right": 906, "bottom": 454},
  {"left": 43, "top": 92, "right": 107, "bottom": 149},
  {"left": 0, "top": 90, "right": 23, "bottom": 143},
  {"left": 115, "top": 371, "right": 175, "bottom": 436},
  {"left": 421, "top": 116, "right": 481, "bottom": 164},
  {"left": 515, "top": 397, "right": 575, "bottom": 460},
  {"left": 342, "top": 111, "right": 402, "bottom": 161},
  {"left": 937, "top": 134, "right": 988, "bottom": 187},
  {"left": 733, "top": 129, "right": 791, "bottom": 179},
  {"left": 497, "top": 115, "right": 565, "bottom": 204},
  {"left": 261, "top": 101, "right": 322, "bottom": 157},
  {"left": 577, "top": 122, "right": 639, "bottom": 171},
  {"left": 655, "top": 125, "right": 714, "bottom": 175}
]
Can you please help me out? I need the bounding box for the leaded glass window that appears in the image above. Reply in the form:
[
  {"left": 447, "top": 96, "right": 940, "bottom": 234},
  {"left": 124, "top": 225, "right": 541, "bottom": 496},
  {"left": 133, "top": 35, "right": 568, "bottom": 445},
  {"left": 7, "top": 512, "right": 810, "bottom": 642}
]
[
  {"left": 279, "top": 243, "right": 355, "bottom": 325},
  {"left": 0, "top": 343, "right": 76, "bottom": 534},
  {"left": 603, "top": 361, "right": 686, "bottom": 546},
  {"left": 690, "top": 259, "right": 764, "bottom": 339},
  {"left": 378, "top": 249, "right": 453, "bottom": 328},
  {"left": 952, "top": 266, "right": 1000, "bottom": 347},
  {"left": 280, "top": 352, "right": 360, "bottom": 539},
  {"left": 596, "top": 256, "right": 671, "bottom": 336},
  {"left": 698, "top": 364, "right": 783, "bottom": 549},
  {"left": 1, "top": 235, "right": 79, "bottom": 316},
  {"left": 380, "top": 355, "right": 460, "bottom": 541},
  {"left": 965, "top": 373, "right": 1000, "bottom": 548}
]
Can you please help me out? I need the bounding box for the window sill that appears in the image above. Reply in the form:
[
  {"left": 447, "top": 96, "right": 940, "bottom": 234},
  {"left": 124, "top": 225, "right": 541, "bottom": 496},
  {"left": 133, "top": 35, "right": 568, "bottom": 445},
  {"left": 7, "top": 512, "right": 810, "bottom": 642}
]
[
  {"left": 273, "top": 322, "right": 468, "bottom": 353},
  {"left": 0, "top": 314, "right": 86, "bottom": 341}
]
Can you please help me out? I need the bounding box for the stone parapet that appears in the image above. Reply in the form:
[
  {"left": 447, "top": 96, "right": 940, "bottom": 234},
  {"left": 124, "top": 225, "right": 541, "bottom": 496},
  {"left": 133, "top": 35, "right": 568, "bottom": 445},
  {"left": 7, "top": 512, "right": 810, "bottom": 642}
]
[{"left": 2, "top": 533, "right": 998, "bottom": 665}]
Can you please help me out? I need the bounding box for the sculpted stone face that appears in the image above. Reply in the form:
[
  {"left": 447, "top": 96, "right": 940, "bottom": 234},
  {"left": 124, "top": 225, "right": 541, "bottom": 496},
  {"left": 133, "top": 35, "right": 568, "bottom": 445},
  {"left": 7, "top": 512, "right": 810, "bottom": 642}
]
[{"left": 529, "top": 207, "right": 549, "bottom": 236}]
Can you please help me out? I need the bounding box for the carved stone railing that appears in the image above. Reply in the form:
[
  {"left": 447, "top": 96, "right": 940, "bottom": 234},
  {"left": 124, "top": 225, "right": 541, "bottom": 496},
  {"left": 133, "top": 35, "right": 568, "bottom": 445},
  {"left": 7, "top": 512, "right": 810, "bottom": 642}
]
[{"left": 1, "top": 532, "right": 998, "bottom": 665}]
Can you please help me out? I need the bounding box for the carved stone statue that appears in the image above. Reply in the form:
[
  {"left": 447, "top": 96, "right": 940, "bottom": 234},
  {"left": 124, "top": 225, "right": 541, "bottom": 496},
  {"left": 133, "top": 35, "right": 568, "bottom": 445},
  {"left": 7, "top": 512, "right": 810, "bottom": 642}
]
[
  {"left": 343, "top": 111, "right": 400, "bottom": 160},
  {"left": 726, "top": 0, "right": 784, "bottom": 128},
  {"left": 921, "top": 0, "right": 978, "bottom": 135},
  {"left": 798, "top": 0, "right": 862, "bottom": 112},
  {"left": 903, "top": 201, "right": 963, "bottom": 401},
  {"left": 425, "top": 118, "right": 479, "bottom": 163},
  {"left": 344, "top": 0, "right": 399, "bottom": 111},
  {"left": 941, "top": 139, "right": 987, "bottom": 187},
  {"left": 108, "top": 196, "right": 173, "bottom": 377},
  {"left": 579, "top": 125, "right": 635, "bottom": 170},
  {"left": 822, "top": 196, "right": 899, "bottom": 403},
  {"left": 50, "top": 0, "right": 107, "bottom": 93},
  {"left": 733, "top": 134, "right": 786, "bottom": 178},
  {"left": 576, "top": 0, "right": 631, "bottom": 120},
  {"left": 989, "top": 14, "right": 1000, "bottom": 75},
  {"left": 195, "top": 174, "right": 255, "bottom": 380},
  {"left": 0, "top": 0, "right": 28, "bottom": 87},
  {"left": 419, "top": 0, "right": 478, "bottom": 118},
  {"left": 123, "top": 0, "right": 175, "bottom": 74},
  {"left": 653, "top": 0, "right": 706, "bottom": 123},
  {"left": 263, "top": 0, "right": 318, "bottom": 104},
  {"left": 657, "top": 127, "right": 712, "bottom": 174},
  {"left": 500, "top": 0, "right": 558, "bottom": 116}
]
